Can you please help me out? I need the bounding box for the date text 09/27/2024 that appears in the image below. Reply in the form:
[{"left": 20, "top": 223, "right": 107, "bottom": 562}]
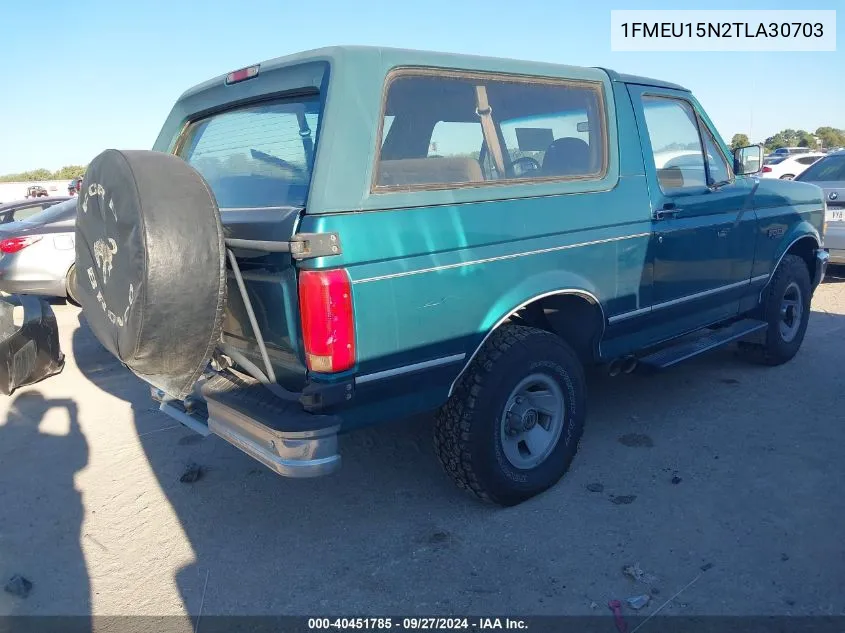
[
  {"left": 620, "top": 22, "right": 824, "bottom": 38},
  {"left": 307, "top": 618, "right": 528, "bottom": 630}
]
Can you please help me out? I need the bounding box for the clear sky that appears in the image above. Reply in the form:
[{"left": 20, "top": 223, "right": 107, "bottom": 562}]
[{"left": 0, "top": 0, "right": 842, "bottom": 174}]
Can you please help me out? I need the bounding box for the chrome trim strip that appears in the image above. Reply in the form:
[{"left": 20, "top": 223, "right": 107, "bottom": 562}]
[
  {"left": 352, "top": 233, "right": 651, "bottom": 284},
  {"left": 607, "top": 305, "right": 651, "bottom": 324},
  {"left": 608, "top": 274, "right": 771, "bottom": 325},
  {"left": 447, "top": 289, "right": 604, "bottom": 398},
  {"left": 355, "top": 353, "right": 466, "bottom": 385},
  {"left": 651, "top": 278, "right": 751, "bottom": 311}
]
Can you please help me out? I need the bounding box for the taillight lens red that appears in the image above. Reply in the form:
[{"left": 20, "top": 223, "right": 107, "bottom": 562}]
[
  {"left": 299, "top": 269, "right": 355, "bottom": 373},
  {"left": 0, "top": 235, "right": 42, "bottom": 254},
  {"left": 761, "top": 166, "right": 772, "bottom": 173}
]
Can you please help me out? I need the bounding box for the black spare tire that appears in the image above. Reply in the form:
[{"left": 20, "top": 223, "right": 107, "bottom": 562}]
[{"left": 75, "top": 149, "right": 226, "bottom": 399}]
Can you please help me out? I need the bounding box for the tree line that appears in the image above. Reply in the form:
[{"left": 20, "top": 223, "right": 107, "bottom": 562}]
[
  {"left": 0, "top": 165, "right": 87, "bottom": 183},
  {"left": 730, "top": 127, "right": 845, "bottom": 152}
]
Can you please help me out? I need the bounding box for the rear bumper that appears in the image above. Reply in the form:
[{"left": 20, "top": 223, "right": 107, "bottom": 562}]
[
  {"left": 152, "top": 370, "right": 342, "bottom": 478},
  {"left": 828, "top": 249, "right": 845, "bottom": 265},
  {"left": 0, "top": 277, "right": 67, "bottom": 298}
]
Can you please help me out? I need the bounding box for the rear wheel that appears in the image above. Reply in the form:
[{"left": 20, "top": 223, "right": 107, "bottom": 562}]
[
  {"left": 780, "top": 174, "right": 795, "bottom": 180},
  {"left": 746, "top": 254, "right": 811, "bottom": 365},
  {"left": 66, "top": 265, "right": 80, "bottom": 306},
  {"left": 434, "top": 324, "right": 587, "bottom": 506}
]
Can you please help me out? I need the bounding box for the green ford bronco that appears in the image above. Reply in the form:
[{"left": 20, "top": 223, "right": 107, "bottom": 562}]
[{"left": 75, "top": 46, "right": 829, "bottom": 506}]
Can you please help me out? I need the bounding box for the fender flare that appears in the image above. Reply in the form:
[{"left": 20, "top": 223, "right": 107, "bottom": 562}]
[
  {"left": 760, "top": 226, "right": 821, "bottom": 299},
  {"left": 447, "top": 271, "right": 605, "bottom": 398}
]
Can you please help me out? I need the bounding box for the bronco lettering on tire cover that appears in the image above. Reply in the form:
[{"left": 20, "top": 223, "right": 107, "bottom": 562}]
[{"left": 75, "top": 149, "right": 226, "bottom": 399}]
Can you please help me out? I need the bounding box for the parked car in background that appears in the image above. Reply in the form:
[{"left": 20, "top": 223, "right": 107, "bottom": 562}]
[
  {"left": 772, "top": 147, "right": 813, "bottom": 156},
  {"left": 761, "top": 153, "right": 825, "bottom": 180},
  {"left": 0, "top": 198, "right": 79, "bottom": 303},
  {"left": 74, "top": 47, "right": 827, "bottom": 506},
  {"left": 796, "top": 149, "right": 845, "bottom": 264},
  {"left": 25, "top": 185, "right": 49, "bottom": 198},
  {"left": 0, "top": 197, "right": 70, "bottom": 224}
]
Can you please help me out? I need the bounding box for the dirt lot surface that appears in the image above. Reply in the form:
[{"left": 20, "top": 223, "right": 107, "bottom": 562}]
[{"left": 1, "top": 273, "right": 843, "bottom": 621}]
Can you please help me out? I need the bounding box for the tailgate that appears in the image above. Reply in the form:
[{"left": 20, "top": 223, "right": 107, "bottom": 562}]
[
  {"left": 172, "top": 88, "right": 325, "bottom": 391},
  {"left": 220, "top": 207, "right": 306, "bottom": 391}
]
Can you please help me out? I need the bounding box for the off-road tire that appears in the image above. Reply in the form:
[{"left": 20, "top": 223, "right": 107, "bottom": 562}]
[
  {"left": 434, "top": 324, "right": 587, "bottom": 506},
  {"left": 747, "top": 254, "right": 811, "bottom": 365}
]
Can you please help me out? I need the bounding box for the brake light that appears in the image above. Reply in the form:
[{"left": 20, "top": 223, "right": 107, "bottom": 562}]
[
  {"left": 762, "top": 166, "right": 772, "bottom": 173},
  {"left": 225, "top": 64, "right": 259, "bottom": 85},
  {"left": 299, "top": 269, "right": 355, "bottom": 373},
  {"left": 0, "top": 236, "right": 42, "bottom": 254}
]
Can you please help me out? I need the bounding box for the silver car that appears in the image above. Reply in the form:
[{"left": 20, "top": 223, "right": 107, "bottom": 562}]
[
  {"left": 796, "top": 149, "right": 845, "bottom": 265},
  {"left": 0, "top": 198, "right": 79, "bottom": 302}
]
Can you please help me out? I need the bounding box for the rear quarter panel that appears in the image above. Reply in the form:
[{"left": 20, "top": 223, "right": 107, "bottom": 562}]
[{"left": 300, "top": 76, "right": 654, "bottom": 426}]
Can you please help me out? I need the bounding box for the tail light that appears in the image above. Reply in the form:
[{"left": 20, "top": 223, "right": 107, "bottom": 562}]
[
  {"left": 299, "top": 269, "right": 355, "bottom": 373},
  {"left": 761, "top": 166, "right": 772, "bottom": 173},
  {"left": 0, "top": 236, "right": 42, "bottom": 254}
]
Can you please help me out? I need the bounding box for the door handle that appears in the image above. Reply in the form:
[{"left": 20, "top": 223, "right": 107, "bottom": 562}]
[
  {"left": 716, "top": 228, "right": 730, "bottom": 238},
  {"left": 654, "top": 204, "right": 681, "bottom": 221}
]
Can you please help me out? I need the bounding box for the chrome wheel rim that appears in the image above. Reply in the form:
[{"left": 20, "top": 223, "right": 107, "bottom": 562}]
[
  {"left": 779, "top": 281, "right": 803, "bottom": 343},
  {"left": 499, "top": 373, "right": 564, "bottom": 470}
]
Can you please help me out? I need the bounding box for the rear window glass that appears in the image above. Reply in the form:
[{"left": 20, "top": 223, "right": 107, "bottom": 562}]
[
  {"left": 21, "top": 198, "right": 76, "bottom": 224},
  {"left": 797, "top": 155, "right": 845, "bottom": 181},
  {"left": 177, "top": 96, "right": 321, "bottom": 209},
  {"left": 374, "top": 71, "right": 606, "bottom": 190}
]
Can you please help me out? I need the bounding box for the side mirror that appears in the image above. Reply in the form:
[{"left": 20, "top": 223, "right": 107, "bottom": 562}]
[{"left": 734, "top": 144, "right": 763, "bottom": 176}]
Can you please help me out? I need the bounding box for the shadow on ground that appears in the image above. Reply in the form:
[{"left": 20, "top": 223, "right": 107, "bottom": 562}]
[
  {"left": 0, "top": 390, "right": 90, "bottom": 623},
  {"left": 68, "top": 302, "right": 845, "bottom": 617}
]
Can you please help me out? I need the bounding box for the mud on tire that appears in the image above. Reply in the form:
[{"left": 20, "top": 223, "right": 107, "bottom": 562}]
[
  {"left": 74, "top": 150, "right": 226, "bottom": 398},
  {"left": 434, "top": 324, "right": 587, "bottom": 506}
]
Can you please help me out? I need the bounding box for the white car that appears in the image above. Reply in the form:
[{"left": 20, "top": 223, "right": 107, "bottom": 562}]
[{"left": 761, "top": 153, "right": 825, "bottom": 180}]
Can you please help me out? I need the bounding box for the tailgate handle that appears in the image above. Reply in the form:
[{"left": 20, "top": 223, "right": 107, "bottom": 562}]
[{"left": 224, "top": 232, "right": 342, "bottom": 260}]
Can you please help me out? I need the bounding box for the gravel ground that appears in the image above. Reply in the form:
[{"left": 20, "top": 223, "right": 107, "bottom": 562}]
[{"left": 1, "top": 272, "right": 844, "bottom": 620}]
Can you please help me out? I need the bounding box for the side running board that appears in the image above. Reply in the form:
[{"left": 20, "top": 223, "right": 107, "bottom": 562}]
[{"left": 638, "top": 319, "right": 768, "bottom": 370}]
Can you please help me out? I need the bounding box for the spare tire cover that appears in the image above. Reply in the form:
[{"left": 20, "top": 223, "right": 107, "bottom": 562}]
[{"left": 75, "top": 149, "right": 226, "bottom": 399}]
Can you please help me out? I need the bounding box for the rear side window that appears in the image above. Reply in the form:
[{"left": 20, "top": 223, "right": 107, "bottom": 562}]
[
  {"left": 177, "top": 96, "right": 321, "bottom": 209},
  {"left": 374, "top": 70, "right": 607, "bottom": 190},
  {"left": 797, "top": 155, "right": 845, "bottom": 181}
]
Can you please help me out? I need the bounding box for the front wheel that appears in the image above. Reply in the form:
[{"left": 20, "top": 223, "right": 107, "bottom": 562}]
[
  {"left": 434, "top": 324, "right": 586, "bottom": 506},
  {"left": 747, "top": 254, "right": 811, "bottom": 365}
]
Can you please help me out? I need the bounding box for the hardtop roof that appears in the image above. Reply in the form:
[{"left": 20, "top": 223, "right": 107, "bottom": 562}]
[{"left": 178, "top": 45, "right": 689, "bottom": 101}]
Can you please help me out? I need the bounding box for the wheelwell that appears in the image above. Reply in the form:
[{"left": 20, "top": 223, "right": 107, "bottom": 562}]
[
  {"left": 509, "top": 293, "right": 603, "bottom": 364},
  {"left": 785, "top": 236, "right": 818, "bottom": 280}
]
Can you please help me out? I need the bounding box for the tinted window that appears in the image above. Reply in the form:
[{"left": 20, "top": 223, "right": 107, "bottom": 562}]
[
  {"left": 13, "top": 204, "right": 45, "bottom": 221},
  {"left": 796, "top": 155, "right": 845, "bottom": 181},
  {"left": 374, "top": 72, "right": 606, "bottom": 189},
  {"left": 796, "top": 156, "right": 820, "bottom": 165},
  {"left": 177, "top": 96, "right": 321, "bottom": 208},
  {"left": 22, "top": 198, "right": 77, "bottom": 224},
  {"left": 642, "top": 96, "right": 706, "bottom": 191}
]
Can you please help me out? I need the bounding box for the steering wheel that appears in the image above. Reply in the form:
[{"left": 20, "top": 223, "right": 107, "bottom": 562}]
[{"left": 509, "top": 156, "right": 541, "bottom": 177}]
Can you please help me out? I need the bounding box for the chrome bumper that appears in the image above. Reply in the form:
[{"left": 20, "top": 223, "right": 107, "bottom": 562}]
[
  {"left": 813, "top": 248, "right": 830, "bottom": 290},
  {"left": 152, "top": 371, "right": 342, "bottom": 478}
]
